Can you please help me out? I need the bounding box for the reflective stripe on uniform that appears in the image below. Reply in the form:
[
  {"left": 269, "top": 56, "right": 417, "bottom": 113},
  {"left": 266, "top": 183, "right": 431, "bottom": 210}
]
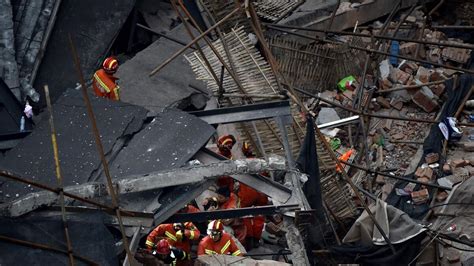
[
  {"left": 232, "top": 250, "right": 241, "bottom": 256},
  {"left": 165, "top": 231, "right": 177, "bottom": 242},
  {"left": 113, "top": 86, "right": 120, "bottom": 100},
  {"left": 145, "top": 240, "right": 154, "bottom": 247},
  {"left": 220, "top": 240, "right": 231, "bottom": 254},
  {"left": 94, "top": 73, "right": 111, "bottom": 93},
  {"left": 189, "top": 230, "right": 195, "bottom": 240},
  {"left": 205, "top": 249, "right": 216, "bottom": 255}
]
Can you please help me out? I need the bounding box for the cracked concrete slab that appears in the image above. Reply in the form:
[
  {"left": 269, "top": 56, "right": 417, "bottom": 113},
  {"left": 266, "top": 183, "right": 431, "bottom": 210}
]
[
  {"left": 103, "top": 109, "right": 215, "bottom": 180},
  {"left": 0, "top": 88, "right": 147, "bottom": 202}
]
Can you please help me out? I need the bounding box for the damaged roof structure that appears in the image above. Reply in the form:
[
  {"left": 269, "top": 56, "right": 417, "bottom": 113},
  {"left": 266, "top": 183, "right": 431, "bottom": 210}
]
[{"left": 0, "top": 0, "right": 473, "bottom": 265}]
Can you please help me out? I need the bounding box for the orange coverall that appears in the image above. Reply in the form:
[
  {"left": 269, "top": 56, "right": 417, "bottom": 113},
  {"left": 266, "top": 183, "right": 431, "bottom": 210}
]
[
  {"left": 146, "top": 222, "right": 200, "bottom": 254},
  {"left": 197, "top": 232, "right": 242, "bottom": 256},
  {"left": 220, "top": 193, "right": 247, "bottom": 244},
  {"left": 238, "top": 184, "right": 268, "bottom": 240},
  {"left": 92, "top": 69, "right": 120, "bottom": 101}
]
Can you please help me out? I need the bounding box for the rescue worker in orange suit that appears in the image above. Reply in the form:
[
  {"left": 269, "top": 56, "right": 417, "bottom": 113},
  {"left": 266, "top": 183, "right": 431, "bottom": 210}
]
[
  {"left": 239, "top": 141, "right": 269, "bottom": 250},
  {"left": 92, "top": 57, "right": 120, "bottom": 101},
  {"left": 217, "top": 134, "right": 236, "bottom": 159},
  {"left": 198, "top": 220, "right": 243, "bottom": 256},
  {"left": 151, "top": 239, "right": 188, "bottom": 265},
  {"left": 216, "top": 134, "right": 236, "bottom": 191},
  {"left": 146, "top": 222, "right": 200, "bottom": 261},
  {"left": 178, "top": 203, "right": 200, "bottom": 214},
  {"left": 202, "top": 187, "right": 247, "bottom": 244}
]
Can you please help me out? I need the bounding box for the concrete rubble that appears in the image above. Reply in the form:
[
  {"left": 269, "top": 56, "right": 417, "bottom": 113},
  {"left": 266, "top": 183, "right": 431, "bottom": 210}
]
[{"left": 0, "top": 0, "right": 473, "bottom": 265}]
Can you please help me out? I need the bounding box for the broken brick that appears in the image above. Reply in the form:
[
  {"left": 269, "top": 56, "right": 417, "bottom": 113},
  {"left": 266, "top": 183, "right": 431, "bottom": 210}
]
[
  {"left": 376, "top": 175, "right": 385, "bottom": 185},
  {"left": 425, "top": 30, "right": 446, "bottom": 42},
  {"left": 376, "top": 96, "right": 391, "bottom": 108},
  {"left": 392, "top": 132, "right": 404, "bottom": 140},
  {"left": 417, "top": 177, "right": 430, "bottom": 184},
  {"left": 399, "top": 42, "right": 417, "bottom": 55},
  {"left": 430, "top": 71, "right": 444, "bottom": 81},
  {"left": 452, "top": 159, "right": 468, "bottom": 168},
  {"left": 442, "top": 163, "right": 452, "bottom": 174},
  {"left": 425, "top": 153, "right": 439, "bottom": 164},
  {"left": 428, "top": 48, "right": 442, "bottom": 63},
  {"left": 370, "top": 101, "right": 382, "bottom": 111},
  {"left": 412, "top": 89, "right": 439, "bottom": 113},
  {"left": 390, "top": 68, "right": 411, "bottom": 84},
  {"left": 415, "top": 167, "right": 434, "bottom": 180},
  {"left": 411, "top": 189, "right": 429, "bottom": 204},
  {"left": 405, "top": 16, "right": 417, "bottom": 24},
  {"left": 390, "top": 98, "right": 403, "bottom": 110},
  {"left": 380, "top": 78, "right": 393, "bottom": 90},
  {"left": 442, "top": 47, "right": 471, "bottom": 64},
  {"left": 416, "top": 67, "right": 432, "bottom": 83},
  {"left": 430, "top": 84, "right": 445, "bottom": 97},
  {"left": 436, "top": 191, "right": 448, "bottom": 202},
  {"left": 383, "top": 119, "right": 393, "bottom": 132}
]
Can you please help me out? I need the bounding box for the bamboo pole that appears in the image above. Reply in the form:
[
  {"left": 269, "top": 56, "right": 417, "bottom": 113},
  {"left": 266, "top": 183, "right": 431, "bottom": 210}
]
[{"left": 149, "top": 5, "right": 242, "bottom": 76}]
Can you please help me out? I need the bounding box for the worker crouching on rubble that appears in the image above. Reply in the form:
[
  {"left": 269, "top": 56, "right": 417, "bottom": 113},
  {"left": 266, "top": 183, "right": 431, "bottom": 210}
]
[
  {"left": 149, "top": 239, "right": 188, "bottom": 265},
  {"left": 203, "top": 186, "right": 247, "bottom": 244},
  {"left": 198, "top": 220, "right": 243, "bottom": 256},
  {"left": 146, "top": 221, "right": 200, "bottom": 263},
  {"left": 92, "top": 57, "right": 120, "bottom": 101}
]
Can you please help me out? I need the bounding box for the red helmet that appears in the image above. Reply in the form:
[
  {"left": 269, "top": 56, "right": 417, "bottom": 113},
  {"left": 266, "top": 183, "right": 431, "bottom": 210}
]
[
  {"left": 218, "top": 135, "right": 236, "bottom": 148},
  {"left": 208, "top": 220, "right": 224, "bottom": 232},
  {"left": 155, "top": 239, "right": 171, "bottom": 255},
  {"left": 102, "top": 57, "right": 119, "bottom": 73},
  {"left": 241, "top": 141, "right": 254, "bottom": 157}
]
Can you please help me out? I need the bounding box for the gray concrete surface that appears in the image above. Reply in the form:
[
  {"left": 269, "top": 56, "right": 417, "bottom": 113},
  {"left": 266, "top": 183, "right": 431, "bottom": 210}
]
[{"left": 116, "top": 24, "right": 208, "bottom": 115}]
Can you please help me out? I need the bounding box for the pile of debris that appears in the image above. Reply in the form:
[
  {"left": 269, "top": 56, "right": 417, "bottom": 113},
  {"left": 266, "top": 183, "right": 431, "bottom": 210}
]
[{"left": 0, "top": 0, "right": 474, "bottom": 265}]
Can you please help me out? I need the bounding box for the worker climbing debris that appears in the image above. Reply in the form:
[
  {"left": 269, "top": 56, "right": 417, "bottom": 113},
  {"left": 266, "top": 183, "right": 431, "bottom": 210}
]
[
  {"left": 136, "top": 239, "right": 188, "bottom": 265},
  {"left": 146, "top": 221, "right": 200, "bottom": 261}
]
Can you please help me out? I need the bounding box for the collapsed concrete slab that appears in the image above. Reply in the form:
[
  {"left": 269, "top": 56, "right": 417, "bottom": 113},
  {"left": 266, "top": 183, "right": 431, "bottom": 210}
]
[
  {"left": 0, "top": 157, "right": 288, "bottom": 217},
  {"left": 116, "top": 24, "right": 208, "bottom": 115},
  {"left": 33, "top": 0, "right": 136, "bottom": 105},
  {"left": 101, "top": 109, "right": 215, "bottom": 180},
  {"left": 0, "top": 89, "right": 148, "bottom": 202}
]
